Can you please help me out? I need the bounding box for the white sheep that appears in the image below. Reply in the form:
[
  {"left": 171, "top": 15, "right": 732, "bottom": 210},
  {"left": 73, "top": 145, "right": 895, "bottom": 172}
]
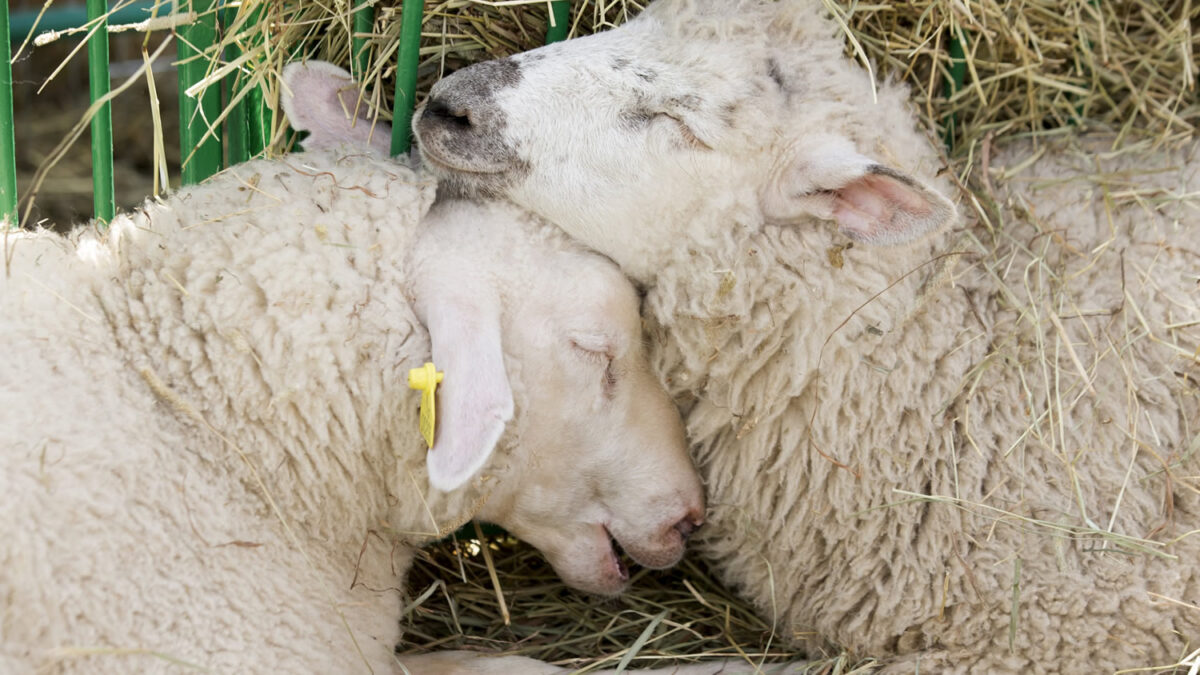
[
  {"left": 412, "top": 1, "right": 1200, "bottom": 672},
  {"left": 0, "top": 69, "right": 706, "bottom": 672}
]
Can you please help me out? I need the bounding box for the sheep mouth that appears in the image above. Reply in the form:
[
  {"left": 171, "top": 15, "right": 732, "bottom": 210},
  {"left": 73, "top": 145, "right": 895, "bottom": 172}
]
[
  {"left": 603, "top": 526, "right": 632, "bottom": 583},
  {"left": 417, "top": 145, "right": 506, "bottom": 176}
]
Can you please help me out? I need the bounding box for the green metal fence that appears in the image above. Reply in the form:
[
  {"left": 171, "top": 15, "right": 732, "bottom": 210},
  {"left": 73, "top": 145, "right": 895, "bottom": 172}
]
[
  {"left": 0, "top": 0, "right": 573, "bottom": 228},
  {"left": 0, "top": 3, "right": 18, "bottom": 224}
]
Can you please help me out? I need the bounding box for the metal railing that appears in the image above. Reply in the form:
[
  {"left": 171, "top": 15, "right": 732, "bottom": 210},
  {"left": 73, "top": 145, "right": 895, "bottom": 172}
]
[{"left": 0, "top": 0, "right": 572, "bottom": 227}]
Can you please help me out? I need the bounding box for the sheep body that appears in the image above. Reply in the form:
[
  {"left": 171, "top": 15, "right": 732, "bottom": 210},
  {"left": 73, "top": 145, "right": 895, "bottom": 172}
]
[
  {"left": 2, "top": 151, "right": 432, "bottom": 673},
  {"left": 0, "top": 147, "right": 704, "bottom": 673},
  {"left": 414, "top": 1, "right": 1200, "bottom": 670},
  {"left": 682, "top": 135, "right": 1200, "bottom": 673}
]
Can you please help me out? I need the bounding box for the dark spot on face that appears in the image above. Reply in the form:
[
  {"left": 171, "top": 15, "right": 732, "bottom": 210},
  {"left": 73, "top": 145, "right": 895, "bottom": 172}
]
[
  {"left": 767, "top": 58, "right": 786, "bottom": 90},
  {"left": 619, "top": 109, "right": 655, "bottom": 130},
  {"left": 519, "top": 51, "right": 546, "bottom": 64},
  {"left": 720, "top": 101, "right": 739, "bottom": 127},
  {"left": 612, "top": 56, "right": 632, "bottom": 71},
  {"left": 665, "top": 94, "right": 702, "bottom": 112},
  {"left": 449, "top": 57, "right": 523, "bottom": 99},
  {"left": 634, "top": 67, "right": 657, "bottom": 82},
  {"left": 415, "top": 57, "right": 525, "bottom": 175}
]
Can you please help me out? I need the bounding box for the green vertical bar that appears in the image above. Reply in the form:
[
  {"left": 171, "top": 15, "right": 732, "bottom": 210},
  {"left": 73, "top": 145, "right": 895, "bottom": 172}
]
[
  {"left": 390, "top": 0, "right": 423, "bottom": 157},
  {"left": 545, "top": 1, "right": 569, "bottom": 44},
  {"left": 178, "top": 0, "right": 222, "bottom": 184},
  {"left": 242, "top": 4, "right": 268, "bottom": 158},
  {"left": 86, "top": 0, "right": 115, "bottom": 223},
  {"left": 0, "top": 2, "right": 17, "bottom": 226},
  {"left": 353, "top": 2, "right": 375, "bottom": 80},
  {"left": 246, "top": 83, "right": 268, "bottom": 157},
  {"left": 224, "top": 4, "right": 249, "bottom": 167},
  {"left": 942, "top": 29, "right": 967, "bottom": 150}
]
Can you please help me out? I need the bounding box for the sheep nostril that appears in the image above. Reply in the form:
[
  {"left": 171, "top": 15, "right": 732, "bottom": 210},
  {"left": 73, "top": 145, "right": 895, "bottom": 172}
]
[
  {"left": 423, "top": 97, "right": 473, "bottom": 130},
  {"left": 673, "top": 516, "right": 702, "bottom": 541}
]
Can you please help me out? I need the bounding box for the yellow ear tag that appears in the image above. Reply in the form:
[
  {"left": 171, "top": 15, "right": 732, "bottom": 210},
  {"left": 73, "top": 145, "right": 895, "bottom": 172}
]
[{"left": 407, "top": 362, "right": 444, "bottom": 449}]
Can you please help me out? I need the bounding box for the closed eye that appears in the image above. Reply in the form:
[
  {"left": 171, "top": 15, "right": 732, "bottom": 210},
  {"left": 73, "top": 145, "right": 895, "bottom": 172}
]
[
  {"left": 654, "top": 112, "right": 712, "bottom": 151},
  {"left": 570, "top": 341, "right": 619, "bottom": 398}
]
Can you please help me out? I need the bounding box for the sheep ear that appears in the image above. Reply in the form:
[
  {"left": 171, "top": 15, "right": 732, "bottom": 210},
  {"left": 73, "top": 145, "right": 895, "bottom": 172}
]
[
  {"left": 280, "top": 61, "right": 393, "bottom": 157},
  {"left": 761, "top": 134, "right": 955, "bottom": 245},
  {"left": 420, "top": 293, "right": 514, "bottom": 492}
]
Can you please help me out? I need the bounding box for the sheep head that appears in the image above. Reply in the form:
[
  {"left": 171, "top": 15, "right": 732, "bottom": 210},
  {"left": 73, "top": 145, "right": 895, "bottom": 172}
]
[
  {"left": 281, "top": 62, "right": 704, "bottom": 596},
  {"left": 412, "top": 0, "right": 956, "bottom": 283},
  {"left": 409, "top": 199, "right": 704, "bottom": 596}
]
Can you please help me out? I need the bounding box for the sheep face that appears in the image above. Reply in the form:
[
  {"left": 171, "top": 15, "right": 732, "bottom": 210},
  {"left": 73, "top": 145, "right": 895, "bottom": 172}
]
[
  {"left": 414, "top": 0, "right": 955, "bottom": 282},
  {"left": 483, "top": 259, "right": 704, "bottom": 596},
  {"left": 413, "top": 200, "right": 705, "bottom": 597}
]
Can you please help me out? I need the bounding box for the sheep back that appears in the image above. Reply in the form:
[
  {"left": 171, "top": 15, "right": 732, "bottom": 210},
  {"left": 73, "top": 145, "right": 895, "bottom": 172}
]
[
  {"left": 1, "top": 149, "right": 441, "bottom": 673},
  {"left": 658, "top": 135, "right": 1200, "bottom": 672}
]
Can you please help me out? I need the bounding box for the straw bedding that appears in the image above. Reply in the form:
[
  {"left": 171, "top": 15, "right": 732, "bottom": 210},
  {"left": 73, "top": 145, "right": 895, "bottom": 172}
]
[
  {"left": 209, "top": 0, "right": 1199, "bottom": 156},
  {"left": 14, "top": 0, "right": 1200, "bottom": 671}
]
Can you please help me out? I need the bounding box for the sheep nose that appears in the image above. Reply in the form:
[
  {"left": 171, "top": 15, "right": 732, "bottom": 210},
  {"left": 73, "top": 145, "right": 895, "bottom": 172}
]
[
  {"left": 414, "top": 59, "right": 523, "bottom": 175},
  {"left": 418, "top": 56, "right": 522, "bottom": 138},
  {"left": 421, "top": 96, "right": 474, "bottom": 131},
  {"left": 673, "top": 512, "right": 704, "bottom": 541}
]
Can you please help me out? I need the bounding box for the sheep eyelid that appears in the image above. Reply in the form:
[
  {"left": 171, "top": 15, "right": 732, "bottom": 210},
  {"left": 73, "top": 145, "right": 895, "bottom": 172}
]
[
  {"left": 653, "top": 112, "right": 712, "bottom": 150},
  {"left": 570, "top": 340, "right": 611, "bottom": 364},
  {"left": 569, "top": 341, "right": 619, "bottom": 394}
]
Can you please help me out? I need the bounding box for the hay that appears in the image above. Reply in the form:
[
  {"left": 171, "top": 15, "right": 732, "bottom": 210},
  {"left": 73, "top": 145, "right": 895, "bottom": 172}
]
[
  {"left": 193, "top": 0, "right": 1197, "bottom": 157},
  {"left": 17, "top": 0, "right": 1197, "bottom": 223},
  {"left": 400, "top": 531, "right": 874, "bottom": 673}
]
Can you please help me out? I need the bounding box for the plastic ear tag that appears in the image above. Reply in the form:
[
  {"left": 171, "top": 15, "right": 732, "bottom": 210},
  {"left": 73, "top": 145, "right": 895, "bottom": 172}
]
[{"left": 407, "top": 362, "right": 444, "bottom": 449}]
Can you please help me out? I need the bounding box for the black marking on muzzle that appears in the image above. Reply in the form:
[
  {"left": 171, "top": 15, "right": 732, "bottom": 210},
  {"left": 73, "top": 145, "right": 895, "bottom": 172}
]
[{"left": 416, "top": 56, "right": 526, "bottom": 179}]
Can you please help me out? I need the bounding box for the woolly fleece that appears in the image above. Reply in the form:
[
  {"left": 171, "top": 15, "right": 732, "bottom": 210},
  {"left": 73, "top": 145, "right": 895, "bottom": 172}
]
[
  {"left": 417, "top": 0, "right": 1200, "bottom": 670},
  {"left": 0, "top": 149, "right": 701, "bottom": 674}
]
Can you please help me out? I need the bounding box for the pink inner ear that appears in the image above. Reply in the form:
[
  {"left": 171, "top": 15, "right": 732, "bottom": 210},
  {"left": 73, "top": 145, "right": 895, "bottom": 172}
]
[
  {"left": 281, "top": 62, "right": 393, "bottom": 156},
  {"left": 833, "top": 172, "right": 937, "bottom": 244}
]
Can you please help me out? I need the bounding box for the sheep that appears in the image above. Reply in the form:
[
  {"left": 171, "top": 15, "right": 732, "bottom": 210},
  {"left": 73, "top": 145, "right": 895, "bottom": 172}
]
[
  {"left": 411, "top": 1, "right": 1200, "bottom": 672},
  {"left": 0, "top": 74, "right": 707, "bottom": 673}
]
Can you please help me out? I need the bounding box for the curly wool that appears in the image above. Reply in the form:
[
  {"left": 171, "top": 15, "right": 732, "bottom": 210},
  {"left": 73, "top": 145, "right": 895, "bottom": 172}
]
[
  {"left": 0, "top": 150, "right": 480, "bottom": 673},
  {"left": 471, "top": 3, "right": 1200, "bottom": 668},
  {"left": 652, "top": 134, "right": 1200, "bottom": 672}
]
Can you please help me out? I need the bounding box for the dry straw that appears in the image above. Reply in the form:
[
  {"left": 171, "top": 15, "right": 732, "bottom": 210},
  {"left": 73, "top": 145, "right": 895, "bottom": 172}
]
[
  {"left": 195, "top": 0, "right": 1198, "bottom": 156},
  {"left": 15, "top": 0, "right": 1200, "bottom": 672},
  {"left": 18, "top": 0, "right": 1198, "bottom": 220}
]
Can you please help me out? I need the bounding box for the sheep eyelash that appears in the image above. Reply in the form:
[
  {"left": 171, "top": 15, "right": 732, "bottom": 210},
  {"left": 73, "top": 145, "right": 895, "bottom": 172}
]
[
  {"left": 569, "top": 341, "right": 619, "bottom": 395},
  {"left": 654, "top": 112, "right": 712, "bottom": 151}
]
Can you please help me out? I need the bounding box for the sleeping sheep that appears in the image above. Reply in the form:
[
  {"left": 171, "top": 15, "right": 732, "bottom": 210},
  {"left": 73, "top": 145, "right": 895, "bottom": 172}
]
[
  {"left": 0, "top": 72, "right": 706, "bottom": 672},
  {"left": 412, "top": 0, "right": 1200, "bottom": 672}
]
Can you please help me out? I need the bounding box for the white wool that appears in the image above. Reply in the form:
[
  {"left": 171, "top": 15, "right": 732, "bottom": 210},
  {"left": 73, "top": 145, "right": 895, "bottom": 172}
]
[
  {"left": 0, "top": 148, "right": 704, "bottom": 674},
  {"left": 672, "top": 136, "right": 1200, "bottom": 673},
  {"left": 414, "top": 0, "right": 1200, "bottom": 670},
  {"left": 1, "top": 151, "right": 436, "bottom": 673}
]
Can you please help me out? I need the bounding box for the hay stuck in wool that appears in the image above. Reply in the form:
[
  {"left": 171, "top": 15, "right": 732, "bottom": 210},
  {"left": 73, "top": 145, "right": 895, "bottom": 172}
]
[{"left": 12, "top": 1, "right": 1200, "bottom": 672}]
